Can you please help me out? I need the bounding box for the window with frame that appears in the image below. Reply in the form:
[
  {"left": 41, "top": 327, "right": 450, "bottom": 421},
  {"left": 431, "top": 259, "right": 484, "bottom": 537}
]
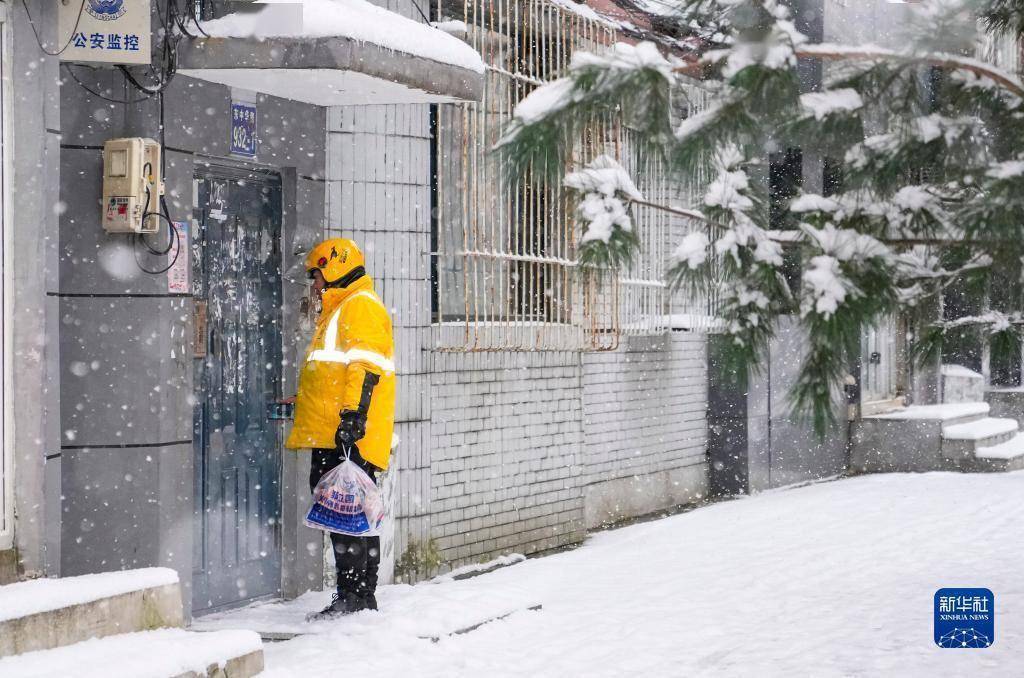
[{"left": 431, "top": 0, "right": 715, "bottom": 350}]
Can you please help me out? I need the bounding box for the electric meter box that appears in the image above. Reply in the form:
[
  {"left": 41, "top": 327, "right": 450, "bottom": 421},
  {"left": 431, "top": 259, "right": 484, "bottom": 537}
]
[{"left": 102, "top": 138, "right": 164, "bottom": 234}]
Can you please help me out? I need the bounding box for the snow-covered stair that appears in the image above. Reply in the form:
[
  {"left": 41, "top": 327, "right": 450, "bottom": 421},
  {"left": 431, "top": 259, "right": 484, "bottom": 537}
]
[
  {"left": 972, "top": 432, "right": 1024, "bottom": 472},
  {"left": 0, "top": 628, "right": 263, "bottom": 678},
  {"left": 0, "top": 568, "right": 183, "bottom": 657},
  {"left": 851, "top": 402, "right": 991, "bottom": 473},
  {"left": 853, "top": 402, "right": 1024, "bottom": 473},
  {"left": 0, "top": 567, "right": 265, "bottom": 676},
  {"left": 942, "top": 416, "right": 1019, "bottom": 461}
]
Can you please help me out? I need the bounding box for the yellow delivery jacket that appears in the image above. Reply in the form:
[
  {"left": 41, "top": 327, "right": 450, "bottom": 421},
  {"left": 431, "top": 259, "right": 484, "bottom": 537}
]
[{"left": 285, "top": 276, "right": 396, "bottom": 470}]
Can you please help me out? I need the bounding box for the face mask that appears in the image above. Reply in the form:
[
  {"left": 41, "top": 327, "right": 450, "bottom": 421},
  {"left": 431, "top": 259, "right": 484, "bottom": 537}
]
[
  {"left": 298, "top": 312, "right": 314, "bottom": 334},
  {"left": 298, "top": 294, "right": 317, "bottom": 333}
]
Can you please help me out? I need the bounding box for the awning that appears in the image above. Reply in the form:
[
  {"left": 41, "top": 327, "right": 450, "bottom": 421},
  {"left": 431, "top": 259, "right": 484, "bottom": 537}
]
[{"left": 177, "top": 0, "right": 485, "bottom": 105}]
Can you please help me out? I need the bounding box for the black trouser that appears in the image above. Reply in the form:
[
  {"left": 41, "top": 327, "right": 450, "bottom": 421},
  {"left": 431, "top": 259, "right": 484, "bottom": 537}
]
[{"left": 310, "top": 446, "right": 380, "bottom": 598}]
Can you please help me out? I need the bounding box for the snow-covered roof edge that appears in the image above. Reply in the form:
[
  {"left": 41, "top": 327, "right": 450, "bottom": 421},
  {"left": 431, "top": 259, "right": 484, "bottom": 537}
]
[{"left": 197, "top": 0, "right": 485, "bottom": 74}]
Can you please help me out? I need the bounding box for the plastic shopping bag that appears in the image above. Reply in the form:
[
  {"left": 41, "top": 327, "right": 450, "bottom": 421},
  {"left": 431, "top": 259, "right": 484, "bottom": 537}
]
[{"left": 305, "top": 457, "right": 385, "bottom": 536}]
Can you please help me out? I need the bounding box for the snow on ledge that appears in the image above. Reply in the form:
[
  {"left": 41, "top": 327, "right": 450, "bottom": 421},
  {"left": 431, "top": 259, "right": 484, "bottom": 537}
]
[
  {"left": 989, "top": 385, "right": 1024, "bottom": 393},
  {"left": 867, "top": 402, "right": 989, "bottom": 421},
  {"left": 977, "top": 433, "right": 1024, "bottom": 460},
  {"left": 0, "top": 567, "right": 179, "bottom": 623},
  {"left": 941, "top": 364, "right": 984, "bottom": 380},
  {"left": 942, "top": 417, "right": 1018, "bottom": 441},
  {"left": 197, "top": 0, "right": 485, "bottom": 73},
  {"left": 431, "top": 553, "right": 527, "bottom": 582},
  {"left": 0, "top": 628, "right": 261, "bottom": 678}
]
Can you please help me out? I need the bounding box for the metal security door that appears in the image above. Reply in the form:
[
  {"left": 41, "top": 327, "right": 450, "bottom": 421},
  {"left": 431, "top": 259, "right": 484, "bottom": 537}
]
[{"left": 193, "top": 168, "right": 283, "bottom": 613}]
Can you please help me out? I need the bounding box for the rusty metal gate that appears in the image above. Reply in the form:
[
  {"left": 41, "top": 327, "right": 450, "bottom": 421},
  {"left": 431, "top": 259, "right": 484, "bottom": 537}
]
[
  {"left": 432, "top": 0, "right": 721, "bottom": 351},
  {"left": 433, "top": 0, "right": 687, "bottom": 352}
]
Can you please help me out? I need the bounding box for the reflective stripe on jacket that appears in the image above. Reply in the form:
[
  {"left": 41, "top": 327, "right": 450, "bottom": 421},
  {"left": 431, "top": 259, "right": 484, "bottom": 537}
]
[{"left": 285, "top": 276, "right": 396, "bottom": 470}]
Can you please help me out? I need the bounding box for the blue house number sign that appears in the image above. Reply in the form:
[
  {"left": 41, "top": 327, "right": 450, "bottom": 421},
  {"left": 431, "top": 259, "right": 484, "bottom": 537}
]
[{"left": 230, "top": 103, "right": 258, "bottom": 158}]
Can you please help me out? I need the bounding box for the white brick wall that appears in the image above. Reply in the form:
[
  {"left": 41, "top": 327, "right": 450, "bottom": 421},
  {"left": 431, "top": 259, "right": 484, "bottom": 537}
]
[
  {"left": 580, "top": 333, "right": 709, "bottom": 527},
  {"left": 425, "top": 334, "right": 709, "bottom": 569},
  {"left": 582, "top": 333, "right": 708, "bottom": 485},
  {"left": 429, "top": 351, "right": 586, "bottom": 564}
]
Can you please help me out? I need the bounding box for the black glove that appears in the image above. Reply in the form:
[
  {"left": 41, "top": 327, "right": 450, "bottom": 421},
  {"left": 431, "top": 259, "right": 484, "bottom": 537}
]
[{"left": 335, "top": 410, "right": 367, "bottom": 450}]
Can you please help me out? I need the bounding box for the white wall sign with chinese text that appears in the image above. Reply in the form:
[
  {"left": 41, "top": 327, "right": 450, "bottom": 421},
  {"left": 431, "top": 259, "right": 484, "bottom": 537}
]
[
  {"left": 59, "top": 0, "right": 151, "bottom": 65},
  {"left": 167, "top": 221, "right": 189, "bottom": 293}
]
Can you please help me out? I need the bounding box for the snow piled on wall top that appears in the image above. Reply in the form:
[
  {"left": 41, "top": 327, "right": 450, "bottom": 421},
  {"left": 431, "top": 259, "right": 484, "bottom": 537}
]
[{"left": 198, "top": 0, "right": 485, "bottom": 74}]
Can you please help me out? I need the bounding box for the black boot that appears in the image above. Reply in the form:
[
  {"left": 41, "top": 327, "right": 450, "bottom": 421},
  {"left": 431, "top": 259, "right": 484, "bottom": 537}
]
[{"left": 305, "top": 590, "right": 367, "bottom": 621}]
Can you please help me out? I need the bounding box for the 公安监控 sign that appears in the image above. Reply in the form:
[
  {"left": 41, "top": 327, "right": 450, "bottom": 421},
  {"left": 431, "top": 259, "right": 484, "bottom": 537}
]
[
  {"left": 231, "top": 104, "right": 258, "bottom": 158},
  {"left": 58, "top": 0, "right": 151, "bottom": 65}
]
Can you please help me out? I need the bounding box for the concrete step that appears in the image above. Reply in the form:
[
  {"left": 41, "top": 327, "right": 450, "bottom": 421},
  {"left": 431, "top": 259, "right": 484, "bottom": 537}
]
[
  {"left": 968, "top": 432, "right": 1024, "bottom": 472},
  {"left": 0, "top": 628, "right": 263, "bottom": 678},
  {"left": 851, "top": 402, "right": 992, "bottom": 473},
  {"left": 942, "top": 417, "right": 1020, "bottom": 460},
  {"left": 0, "top": 567, "right": 183, "bottom": 658}
]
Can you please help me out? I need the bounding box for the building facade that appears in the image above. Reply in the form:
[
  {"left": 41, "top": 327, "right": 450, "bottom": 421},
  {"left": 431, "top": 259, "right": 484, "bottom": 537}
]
[{"left": 2, "top": 0, "right": 858, "bottom": 617}]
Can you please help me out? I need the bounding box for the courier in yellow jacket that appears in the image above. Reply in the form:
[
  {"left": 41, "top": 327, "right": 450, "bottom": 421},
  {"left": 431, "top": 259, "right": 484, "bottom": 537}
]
[
  {"left": 285, "top": 238, "right": 396, "bottom": 471},
  {"left": 287, "top": 238, "right": 395, "bottom": 618}
]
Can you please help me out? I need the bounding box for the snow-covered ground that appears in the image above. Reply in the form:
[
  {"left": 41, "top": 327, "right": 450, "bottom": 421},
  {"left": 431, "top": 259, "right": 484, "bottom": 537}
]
[{"left": 205, "top": 472, "right": 1024, "bottom": 677}]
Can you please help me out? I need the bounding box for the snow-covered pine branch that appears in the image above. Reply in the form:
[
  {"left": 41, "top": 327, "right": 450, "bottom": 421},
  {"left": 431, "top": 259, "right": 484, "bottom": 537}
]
[
  {"left": 496, "top": 41, "right": 680, "bottom": 182},
  {"left": 563, "top": 155, "right": 643, "bottom": 270}
]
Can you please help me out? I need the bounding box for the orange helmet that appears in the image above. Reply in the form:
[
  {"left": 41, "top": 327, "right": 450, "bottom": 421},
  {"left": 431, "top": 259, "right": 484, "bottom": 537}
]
[{"left": 305, "top": 238, "right": 365, "bottom": 286}]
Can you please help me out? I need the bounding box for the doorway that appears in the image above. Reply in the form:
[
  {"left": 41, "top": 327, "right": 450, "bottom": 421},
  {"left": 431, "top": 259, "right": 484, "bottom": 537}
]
[
  {"left": 192, "top": 166, "right": 284, "bottom": 614},
  {"left": 861, "top": 316, "right": 901, "bottom": 414}
]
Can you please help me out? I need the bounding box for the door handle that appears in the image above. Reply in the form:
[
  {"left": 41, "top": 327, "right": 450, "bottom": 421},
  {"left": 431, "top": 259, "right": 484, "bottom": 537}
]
[{"left": 266, "top": 401, "right": 294, "bottom": 421}]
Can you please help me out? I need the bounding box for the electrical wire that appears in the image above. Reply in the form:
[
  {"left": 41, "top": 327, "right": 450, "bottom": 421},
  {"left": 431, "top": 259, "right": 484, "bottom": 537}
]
[
  {"left": 132, "top": 221, "right": 181, "bottom": 275},
  {"left": 117, "top": 0, "right": 182, "bottom": 97},
  {"left": 131, "top": 165, "right": 181, "bottom": 274},
  {"left": 176, "top": 0, "right": 208, "bottom": 38},
  {"left": 119, "top": 63, "right": 177, "bottom": 96},
  {"left": 134, "top": 191, "right": 182, "bottom": 273},
  {"left": 21, "top": 0, "right": 87, "bottom": 57},
  {"left": 62, "top": 64, "right": 154, "bottom": 104},
  {"left": 140, "top": 194, "right": 177, "bottom": 256}
]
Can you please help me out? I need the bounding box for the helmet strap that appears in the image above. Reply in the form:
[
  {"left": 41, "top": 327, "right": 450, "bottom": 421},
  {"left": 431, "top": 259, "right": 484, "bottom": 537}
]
[{"left": 327, "top": 265, "right": 366, "bottom": 289}]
